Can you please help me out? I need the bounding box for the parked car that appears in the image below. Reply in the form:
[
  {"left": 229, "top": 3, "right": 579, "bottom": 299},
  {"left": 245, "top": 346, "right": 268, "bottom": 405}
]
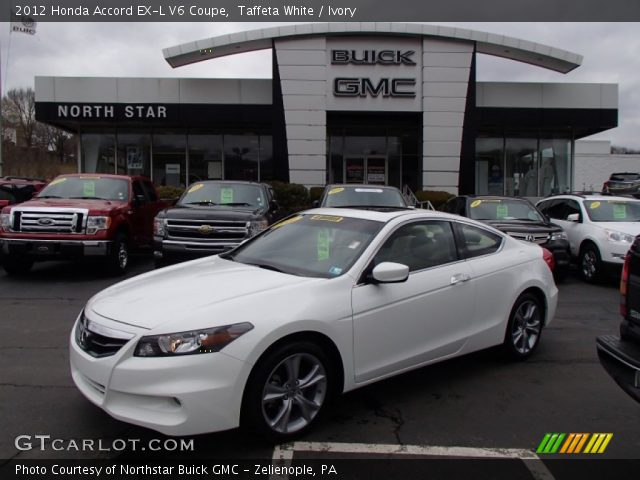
[
  {"left": 596, "top": 235, "right": 640, "bottom": 402},
  {"left": 70, "top": 208, "right": 557, "bottom": 440},
  {"left": 0, "top": 176, "right": 47, "bottom": 207},
  {"left": 536, "top": 194, "right": 640, "bottom": 282},
  {"left": 442, "top": 195, "right": 570, "bottom": 280},
  {"left": 0, "top": 174, "right": 165, "bottom": 275},
  {"left": 314, "top": 184, "right": 409, "bottom": 209},
  {"left": 602, "top": 172, "right": 640, "bottom": 197},
  {"left": 153, "top": 180, "right": 279, "bottom": 267}
]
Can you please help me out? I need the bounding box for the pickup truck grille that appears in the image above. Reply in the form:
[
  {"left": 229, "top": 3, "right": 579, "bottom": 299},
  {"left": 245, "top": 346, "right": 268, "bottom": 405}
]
[
  {"left": 10, "top": 207, "right": 87, "bottom": 234},
  {"left": 166, "top": 219, "right": 249, "bottom": 242},
  {"left": 505, "top": 232, "right": 550, "bottom": 245}
]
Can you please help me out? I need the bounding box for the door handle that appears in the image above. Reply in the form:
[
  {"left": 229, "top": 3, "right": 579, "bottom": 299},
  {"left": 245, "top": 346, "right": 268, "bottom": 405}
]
[{"left": 450, "top": 273, "right": 472, "bottom": 285}]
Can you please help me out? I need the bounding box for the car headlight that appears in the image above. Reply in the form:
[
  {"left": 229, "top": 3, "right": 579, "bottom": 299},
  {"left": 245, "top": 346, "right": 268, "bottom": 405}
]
[
  {"left": 248, "top": 219, "right": 268, "bottom": 237},
  {"left": 605, "top": 229, "right": 635, "bottom": 244},
  {"left": 86, "top": 216, "right": 110, "bottom": 234},
  {"left": 0, "top": 213, "right": 11, "bottom": 232},
  {"left": 134, "top": 322, "right": 254, "bottom": 357},
  {"left": 153, "top": 217, "right": 166, "bottom": 236},
  {"left": 550, "top": 231, "right": 568, "bottom": 241}
]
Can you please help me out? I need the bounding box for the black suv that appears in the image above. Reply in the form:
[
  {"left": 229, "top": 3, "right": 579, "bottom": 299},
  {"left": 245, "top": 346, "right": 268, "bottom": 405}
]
[
  {"left": 597, "top": 236, "right": 640, "bottom": 402},
  {"left": 443, "top": 195, "right": 570, "bottom": 280},
  {"left": 153, "top": 181, "right": 278, "bottom": 267}
]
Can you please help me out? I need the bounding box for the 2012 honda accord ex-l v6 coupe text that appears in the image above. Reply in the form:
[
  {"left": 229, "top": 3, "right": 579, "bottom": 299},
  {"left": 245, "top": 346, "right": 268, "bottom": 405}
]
[{"left": 70, "top": 208, "right": 558, "bottom": 441}]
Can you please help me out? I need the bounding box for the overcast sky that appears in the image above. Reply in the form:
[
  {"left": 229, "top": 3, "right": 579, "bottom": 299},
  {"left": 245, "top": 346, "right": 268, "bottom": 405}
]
[{"left": 1, "top": 22, "right": 639, "bottom": 147}]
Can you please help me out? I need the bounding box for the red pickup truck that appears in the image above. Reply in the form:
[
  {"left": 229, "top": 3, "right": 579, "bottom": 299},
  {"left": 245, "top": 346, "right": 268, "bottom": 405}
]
[{"left": 0, "top": 174, "right": 165, "bottom": 275}]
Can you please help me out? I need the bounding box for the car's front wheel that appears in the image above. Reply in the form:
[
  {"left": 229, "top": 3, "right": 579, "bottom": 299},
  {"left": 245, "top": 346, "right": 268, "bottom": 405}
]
[
  {"left": 107, "top": 233, "right": 129, "bottom": 275},
  {"left": 242, "top": 340, "right": 335, "bottom": 442},
  {"left": 503, "top": 292, "right": 544, "bottom": 360},
  {"left": 579, "top": 243, "right": 602, "bottom": 283}
]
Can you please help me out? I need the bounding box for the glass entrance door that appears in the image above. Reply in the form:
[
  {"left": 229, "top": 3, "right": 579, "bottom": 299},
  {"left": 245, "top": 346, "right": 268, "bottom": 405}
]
[{"left": 344, "top": 156, "right": 387, "bottom": 184}]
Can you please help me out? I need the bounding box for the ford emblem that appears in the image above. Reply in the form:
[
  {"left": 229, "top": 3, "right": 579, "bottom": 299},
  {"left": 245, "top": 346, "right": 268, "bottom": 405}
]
[{"left": 37, "top": 218, "right": 55, "bottom": 226}]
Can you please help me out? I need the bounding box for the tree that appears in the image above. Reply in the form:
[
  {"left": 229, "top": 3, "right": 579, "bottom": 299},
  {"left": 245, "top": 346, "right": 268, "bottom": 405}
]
[{"left": 2, "top": 87, "right": 37, "bottom": 147}]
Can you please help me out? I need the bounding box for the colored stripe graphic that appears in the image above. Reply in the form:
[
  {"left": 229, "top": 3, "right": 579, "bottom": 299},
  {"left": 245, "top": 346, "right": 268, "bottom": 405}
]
[{"left": 538, "top": 433, "right": 613, "bottom": 454}]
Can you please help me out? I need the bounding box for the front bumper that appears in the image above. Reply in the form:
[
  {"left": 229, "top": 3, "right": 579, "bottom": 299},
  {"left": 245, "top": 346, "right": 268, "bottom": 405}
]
[
  {"left": 153, "top": 238, "right": 242, "bottom": 260},
  {"left": 69, "top": 314, "right": 251, "bottom": 436},
  {"left": 0, "top": 238, "right": 112, "bottom": 258},
  {"left": 596, "top": 334, "right": 640, "bottom": 403}
]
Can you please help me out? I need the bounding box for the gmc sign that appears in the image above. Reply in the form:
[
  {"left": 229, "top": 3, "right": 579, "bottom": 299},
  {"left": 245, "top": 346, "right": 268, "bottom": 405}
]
[{"left": 334, "top": 78, "right": 416, "bottom": 98}]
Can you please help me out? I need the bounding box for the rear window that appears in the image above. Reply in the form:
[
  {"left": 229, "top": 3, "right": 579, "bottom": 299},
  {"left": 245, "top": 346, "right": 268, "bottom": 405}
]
[{"left": 322, "top": 186, "right": 406, "bottom": 208}]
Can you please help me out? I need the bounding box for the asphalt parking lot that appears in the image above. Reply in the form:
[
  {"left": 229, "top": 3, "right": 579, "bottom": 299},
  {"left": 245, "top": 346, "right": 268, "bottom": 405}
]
[{"left": 1, "top": 258, "right": 638, "bottom": 467}]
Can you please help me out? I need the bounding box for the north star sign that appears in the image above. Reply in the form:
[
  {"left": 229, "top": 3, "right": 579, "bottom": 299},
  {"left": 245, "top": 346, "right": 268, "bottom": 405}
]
[
  {"left": 56, "top": 104, "right": 167, "bottom": 119},
  {"left": 331, "top": 49, "right": 417, "bottom": 98}
]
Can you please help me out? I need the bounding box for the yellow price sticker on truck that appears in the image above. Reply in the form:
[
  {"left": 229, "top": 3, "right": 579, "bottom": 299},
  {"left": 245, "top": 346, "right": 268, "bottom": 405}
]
[
  {"left": 470, "top": 200, "right": 482, "bottom": 208},
  {"left": 590, "top": 201, "right": 601, "bottom": 209},
  {"left": 310, "top": 215, "right": 343, "bottom": 223},
  {"left": 328, "top": 187, "right": 344, "bottom": 195},
  {"left": 188, "top": 183, "right": 204, "bottom": 193},
  {"left": 49, "top": 177, "right": 67, "bottom": 186}
]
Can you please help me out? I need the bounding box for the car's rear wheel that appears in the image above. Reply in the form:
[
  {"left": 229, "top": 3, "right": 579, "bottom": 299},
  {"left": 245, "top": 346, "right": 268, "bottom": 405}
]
[
  {"left": 503, "top": 292, "right": 544, "bottom": 360},
  {"left": 579, "top": 243, "right": 602, "bottom": 283},
  {"left": 242, "top": 341, "right": 335, "bottom": 442},
  {"left": 2, "top": 255, "right": 33, "bottom": 276}
]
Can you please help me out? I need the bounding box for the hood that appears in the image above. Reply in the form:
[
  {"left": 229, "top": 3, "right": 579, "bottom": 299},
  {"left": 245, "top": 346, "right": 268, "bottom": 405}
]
[
  {"left": 88, "top": 257, "right": 319, "bottom": 330},
  {"left": 16, "top": 198, "right": 126, "bottom": 211},
  {"left": 483, "top": 219, "right": 559, "bottom": 233},
  {"left": 161, "top": 204, "right": 265, "bottom": 221}
]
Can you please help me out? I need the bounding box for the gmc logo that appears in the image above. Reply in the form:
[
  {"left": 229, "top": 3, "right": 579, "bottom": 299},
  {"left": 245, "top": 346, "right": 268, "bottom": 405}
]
[
  {"left": 334, "top": 78, "right": 416, "bottom": 98},
  {"left": 331, "top": 50, "right": 416, "bottom": 66}
]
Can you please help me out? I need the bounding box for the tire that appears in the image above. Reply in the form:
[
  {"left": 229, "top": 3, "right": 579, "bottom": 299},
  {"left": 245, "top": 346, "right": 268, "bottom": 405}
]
[
  {"left": 2, "top": 256, "right": 33, "bottom": 276},
  {"left": 579, "top": 243, "right": 602, "bottom": 283},
  {"left": 107, "top": 233, "right": 130, "bottom": 275},
  {"left": 242, "top": 340, "right": 336, "bottom": 442},
  {"left": 502, "top": 292, "right": 544, "bottom": 360}
]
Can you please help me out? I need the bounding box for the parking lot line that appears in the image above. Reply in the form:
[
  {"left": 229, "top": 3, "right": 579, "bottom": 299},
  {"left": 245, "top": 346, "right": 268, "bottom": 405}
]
[{"left": 271, "top": 441, "right": 555, "bottom": 480}]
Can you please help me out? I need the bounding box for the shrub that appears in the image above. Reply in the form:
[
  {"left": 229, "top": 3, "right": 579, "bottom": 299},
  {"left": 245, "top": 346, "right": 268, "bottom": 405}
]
[
  {"left": 156, "top": 185, "right": 185, "bottom": 201},
  {"left": 414, "top": 190, "right": 455, "bottom": 210},
  {"left": 309, "top": 186, "right": 325, "bottom": 204},
  {"left": 267, "top": 181, "right": 311, "bottom": 217}
]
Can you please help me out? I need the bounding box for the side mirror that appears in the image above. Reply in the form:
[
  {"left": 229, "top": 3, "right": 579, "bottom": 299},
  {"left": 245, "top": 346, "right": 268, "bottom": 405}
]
[
  {"left": 311, "top": 200, "right": 320, "bottom": 208},
  {"left": 0, "top": 199, "right": 10, "bottom": 208},
  {"left": 371, "top": 262, "right": 409, "bottom": 284},
  {"left": 567, "top": 213, "right": 580, "bottom": 223}
]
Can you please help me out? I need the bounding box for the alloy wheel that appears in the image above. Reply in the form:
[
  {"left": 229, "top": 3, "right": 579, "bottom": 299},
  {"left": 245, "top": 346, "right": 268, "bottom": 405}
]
[{"left": 511, "top": 299, "right": 542, "bottom": 355}]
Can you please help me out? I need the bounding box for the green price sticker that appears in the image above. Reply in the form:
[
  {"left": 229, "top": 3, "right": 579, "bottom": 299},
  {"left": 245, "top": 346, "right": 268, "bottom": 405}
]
[
  {"left": 317, "top": 229, "right": 330, "bottom": 261},
  {"left": 613, "top": 203, "right": 627, "bottom": 220},
  {"left": 496, "top": 204, "right": 509, "bottom": 218},
  {"left": 83, "top": 182, "right": 96, "bottom": 197},
  {"left": 220, "top": 188, "right": 234, "bottom": 204}
]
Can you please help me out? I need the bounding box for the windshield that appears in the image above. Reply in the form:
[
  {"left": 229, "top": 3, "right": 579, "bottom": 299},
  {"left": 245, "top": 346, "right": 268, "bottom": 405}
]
[
  {"left": 322, "top": 186, "right": 406, "bottom": 208},
  {"left": 38, "top": 176, "right": 129, "bottom": 201},
  {"left": 180, "top": 183, "right": 266, "bottom": 208},
  {"left": 468, "top": 198, "right": 543, "bottom": 222},
  {"left": 582, "top": 200, "right": 640, "bottom": 222},
  {"left": 224, "top": 213, "right": 383, "bottom": 278}
]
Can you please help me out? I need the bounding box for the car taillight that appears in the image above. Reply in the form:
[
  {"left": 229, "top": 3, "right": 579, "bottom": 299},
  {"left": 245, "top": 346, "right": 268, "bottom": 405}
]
[
  {"left": 542, "top": 247, "right": 555, "bottom": 272},
  {"left": 620, "top": 253, "right": 630, "bottom": 317},
  {"left": 602, "top": 181, "right": 609, "bottom": 193}
]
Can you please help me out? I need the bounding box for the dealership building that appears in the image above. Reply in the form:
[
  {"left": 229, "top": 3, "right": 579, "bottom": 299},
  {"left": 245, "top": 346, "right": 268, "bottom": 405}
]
[{"left": 34, "top": 23, "right": 618, "bottom": 196}]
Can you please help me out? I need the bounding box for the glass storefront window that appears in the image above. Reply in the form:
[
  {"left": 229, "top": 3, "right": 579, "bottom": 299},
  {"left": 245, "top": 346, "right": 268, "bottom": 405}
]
[
  {"left": 539, "top": 138, "right": 571, "bottom": 196},
  {"left": 153, "top": 134, "right": 186, "bottom": 187},
  {"left": 117, "top": 133, "right": 150, "bottom": 177},
  {"left": 188, "top": 134, "right": 223, "bottom": 184},
  {"left": 476, "top": 137, "right": 504, "bottom": 195},
  {"left": 81, "top": 133, "right": 115, "bottom": 174},
  {"left": 505, "top": 137, "right": 538, "bottom": 197},
  {"left": 259, "top": 135, "right": 274, "bottom": 181},
  {"left": 224, "top": 134, "right": 260, "bottom": 181},
  {"left": 329, "top": 135, "right": 344, "bottom": 184}
]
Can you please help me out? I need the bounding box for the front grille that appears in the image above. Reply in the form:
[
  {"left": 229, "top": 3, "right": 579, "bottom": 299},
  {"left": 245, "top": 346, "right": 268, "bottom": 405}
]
[
  {"left": 75, "top": 314, "right": 134, "bottom": 358},
  {"left": 12, "top": 207, "right": 86, "bottom": 234},
  {"left": 506, "top": 232, "right": 550, "bottom": 245},
  {"left": 166, "top": 218, "right": 249, "bottom": 242}
]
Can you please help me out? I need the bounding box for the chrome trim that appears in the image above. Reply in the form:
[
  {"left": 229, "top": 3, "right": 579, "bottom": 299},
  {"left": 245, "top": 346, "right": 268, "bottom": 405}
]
[{"left": 85, "top": 318, "right": 136, "bottom": 340}]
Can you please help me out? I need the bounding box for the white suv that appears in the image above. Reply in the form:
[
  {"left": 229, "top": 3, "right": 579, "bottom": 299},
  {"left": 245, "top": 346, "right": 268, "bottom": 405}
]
[{"left": 536, "top": 194, "right": 640, "bottom": 282}]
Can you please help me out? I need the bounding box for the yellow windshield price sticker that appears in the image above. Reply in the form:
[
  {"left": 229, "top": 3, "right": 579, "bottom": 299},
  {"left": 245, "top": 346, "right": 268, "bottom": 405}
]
[
  {"left": 328, "top": 187, "right": 345, "bottom": 195},
  {"left": 590, "top": 201, "right": 601, "bottom": 209},
  {"left": 49, "top": 177, "right": 67, "bottom": 186},
  {"left": 188, "top": 183, "right": 204, "bottom": 193},
  {"left": 272, "top": 215, "right": 303, "bottom": 229},
  {"left": 470, "top": 200, "right": 482, "bottom": 208},
  {"left": 311, "top": 215, "right": 343, "bottom": 223}
]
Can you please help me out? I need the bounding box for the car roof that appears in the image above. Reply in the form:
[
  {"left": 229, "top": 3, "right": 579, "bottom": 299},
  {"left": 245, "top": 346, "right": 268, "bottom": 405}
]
[
  {"left": 53, "top": 173, "right": 147, "bottom": 181},
  {"left": 306, "top": 207, "right": 465, "bottom": 223},
  {"left": 459, "top": 195, "right": 531, "bottom": 202},
  {"left": 188, "top": 180, "right": 266, "bottom": 186},
  {"left": 324, "top": 184, "right": 402, "bottom": 191}
]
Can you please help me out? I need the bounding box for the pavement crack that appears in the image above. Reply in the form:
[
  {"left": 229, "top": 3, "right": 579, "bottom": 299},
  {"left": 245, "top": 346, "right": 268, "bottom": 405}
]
[{"left": 366, "top": 397, "right": 406, "bottom": 445}]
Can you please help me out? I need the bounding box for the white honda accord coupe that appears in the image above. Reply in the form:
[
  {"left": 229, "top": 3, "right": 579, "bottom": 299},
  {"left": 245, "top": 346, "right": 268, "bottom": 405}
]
[{"left": 70, "top": 208, "right": 558, "bottom": 441}]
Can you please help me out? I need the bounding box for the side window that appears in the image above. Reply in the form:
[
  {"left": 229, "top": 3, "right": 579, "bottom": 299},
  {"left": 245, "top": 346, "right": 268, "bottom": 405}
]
[
  {"left": 373, "top": 221, "right": 458, "bottom": 272},
  {"left": 566, "top": 200, "right": 581, "bottom": 218},
  {"left": 0, "top": 188, "right": 17, "bottom": 203},
  {"left": 456, "top": 198, "right": 467, "bottom": 216},
  {"left": 540, "top": 199, "right": 567, "bottom": 220},
  {"left": 442, "top": 198, "right": 456, "bottom": 214},
  {"left": 142, "top": 181, "right": 158, "bottom": 202},
  {"left": 132, "top": 181, "right": 146, "bottom": 202},
  {"left": 456, "top": 223, "right": 503, "bottom": 258}
]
